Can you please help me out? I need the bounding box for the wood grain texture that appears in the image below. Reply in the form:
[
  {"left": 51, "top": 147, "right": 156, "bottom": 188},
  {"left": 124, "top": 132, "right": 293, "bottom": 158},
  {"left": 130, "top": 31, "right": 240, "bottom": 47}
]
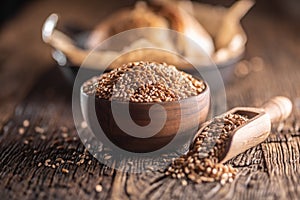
[{"left": 1, "top": 0, "right": 300, "bottom": 199}]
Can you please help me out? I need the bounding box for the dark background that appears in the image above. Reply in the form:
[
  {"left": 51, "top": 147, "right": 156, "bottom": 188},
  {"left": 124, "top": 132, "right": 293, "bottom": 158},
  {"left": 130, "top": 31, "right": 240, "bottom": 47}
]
[
  {"left": 1, "top": 0, "right": 300, "bottom": 26},
  {"left": 0, "top": 0, "right": 26, "bottom": 24}
]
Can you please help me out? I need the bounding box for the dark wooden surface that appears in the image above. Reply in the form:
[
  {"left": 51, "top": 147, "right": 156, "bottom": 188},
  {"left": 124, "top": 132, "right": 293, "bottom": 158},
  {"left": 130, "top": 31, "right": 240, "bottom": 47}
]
[{"left": 1, "top": 0, "right": 300, "bottom": 199}]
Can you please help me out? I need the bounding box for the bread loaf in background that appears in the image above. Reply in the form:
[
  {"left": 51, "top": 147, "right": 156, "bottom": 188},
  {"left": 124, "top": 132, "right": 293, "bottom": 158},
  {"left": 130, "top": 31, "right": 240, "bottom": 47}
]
[{"left": 86, "top": 0, "right": 215, "bottom": 64}]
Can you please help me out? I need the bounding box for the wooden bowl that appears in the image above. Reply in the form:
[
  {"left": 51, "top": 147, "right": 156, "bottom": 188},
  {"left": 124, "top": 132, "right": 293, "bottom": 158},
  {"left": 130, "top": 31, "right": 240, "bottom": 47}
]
[{"left": 80, "top": 80, "right": 210, "bottom": 153}]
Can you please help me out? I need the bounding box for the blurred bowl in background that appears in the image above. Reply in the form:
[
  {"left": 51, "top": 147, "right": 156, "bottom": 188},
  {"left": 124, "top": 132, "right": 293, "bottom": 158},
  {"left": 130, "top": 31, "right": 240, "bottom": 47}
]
[
  {"left": 52, "top": 27, "right": 244, "bottom": 85},
  {"left": 47, "top": 1, "right": 252, "bottom": 84}
]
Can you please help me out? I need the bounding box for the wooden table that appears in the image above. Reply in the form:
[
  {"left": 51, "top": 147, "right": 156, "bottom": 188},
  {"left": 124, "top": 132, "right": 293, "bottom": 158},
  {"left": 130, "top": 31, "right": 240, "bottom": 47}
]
[{"left": 1, "top": 0, "right": 300, "bottom": 199}]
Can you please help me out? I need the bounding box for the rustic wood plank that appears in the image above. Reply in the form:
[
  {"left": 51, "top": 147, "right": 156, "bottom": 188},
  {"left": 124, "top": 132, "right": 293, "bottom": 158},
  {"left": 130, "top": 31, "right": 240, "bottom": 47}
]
[{"left": 1, "top": 0, "right": 300, "bottom": 200}]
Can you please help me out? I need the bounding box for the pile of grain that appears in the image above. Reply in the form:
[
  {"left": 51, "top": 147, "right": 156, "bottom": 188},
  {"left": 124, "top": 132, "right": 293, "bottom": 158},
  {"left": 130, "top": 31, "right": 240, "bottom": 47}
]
[
  {"left": 166, "top": 113, "right": 248, "bottom": 185},
  {"left": 82, "top": 61, "right": 205, "bottom": 102}
]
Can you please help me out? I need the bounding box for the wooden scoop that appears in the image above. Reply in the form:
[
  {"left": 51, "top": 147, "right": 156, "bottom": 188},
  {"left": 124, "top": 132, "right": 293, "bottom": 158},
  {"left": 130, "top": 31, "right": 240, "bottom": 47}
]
[{"left": 191, "top": 96, "right": 293, "bottom": 163}]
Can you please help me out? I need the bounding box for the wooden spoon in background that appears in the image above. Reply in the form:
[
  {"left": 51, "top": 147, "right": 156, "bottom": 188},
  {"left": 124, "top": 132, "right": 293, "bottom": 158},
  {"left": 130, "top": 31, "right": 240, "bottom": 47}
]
[{"left": 190, "top": 96, "right": 293, "bottom": 164}]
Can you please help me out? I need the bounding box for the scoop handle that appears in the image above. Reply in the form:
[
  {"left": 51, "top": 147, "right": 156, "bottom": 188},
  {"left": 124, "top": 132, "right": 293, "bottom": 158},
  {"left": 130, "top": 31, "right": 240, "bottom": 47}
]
[{"left": 261, "top": 96, "right": 292, "bottom": 123}]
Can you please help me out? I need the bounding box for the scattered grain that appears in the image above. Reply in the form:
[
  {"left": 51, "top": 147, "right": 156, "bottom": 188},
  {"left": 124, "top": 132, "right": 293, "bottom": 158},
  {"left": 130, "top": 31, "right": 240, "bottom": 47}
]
[
  {"left": 81, "top": 121, "right": 88, "bottom": 129},
  {"left": 95, "top": 184, "right": 103, "bottom": 193},
  {"left": 35, "top": 126, "right": 45, "bottom": 134},
  {"left": 55, "top": 158, "right": 64, "bottom": 163},
  {"left": 44, "top": 159, "right": 51, "bottom": 166},
  {"left": 18, "top": 127, "right": 25, "bottom": 135},
  {"left": 62, "top": 168, "right": 69, "bottom": 174},
  {"left": 23, "top": 120, "right": 30, "bottom": 127},
  {"left": 62, "top": 132, "right": 68, "bottom": 138},
  {"left": 104, "top": 154, "right": 112, "bottom": 160},
  {"left": 181, "top": 179, "right": 188, "bottom": 186},
  {"left": 40, "top": 135, "right": 46, "bottom": 140},
  {"left": 76, "top": 159, "right": 85, "bottom": 166}
]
